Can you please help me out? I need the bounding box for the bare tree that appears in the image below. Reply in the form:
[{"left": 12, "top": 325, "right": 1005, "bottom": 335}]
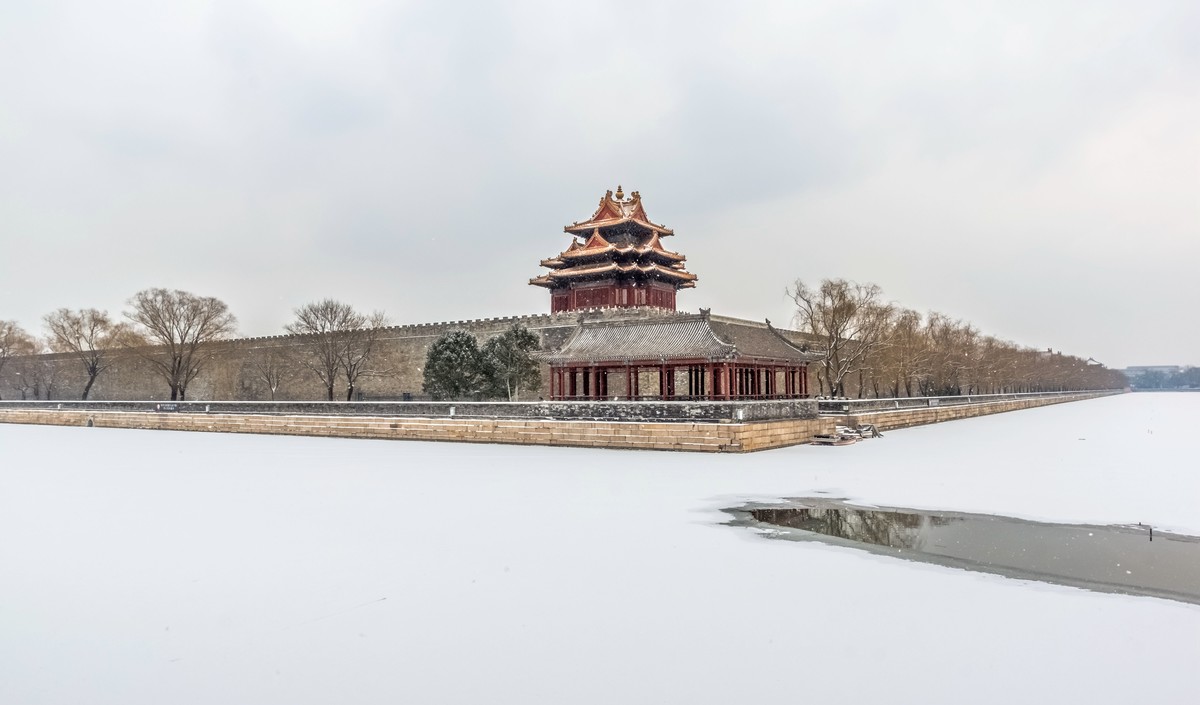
[
  {"left": 874, "top": 308, "right": 930, "bottom": 397},
  {"left": 285, "top": 300, "right": 390, "bottom": 401},
  {"left": 7, "top": 355, "right": 41, "bottom": 399},
  {"left": 0, "top": 321, "right": 37, "bottom": 400},
  {"left": 922, "top": 313, "right": 978, "bottom": 396},
  {"left": 243, "top": 346, "right": 293, "bottom": 401},
  {"left": 339, "top": 313, "right": 390, "bottom": 401},
  {"left": 788, "top": 278, "right": 895, "bottom": 397},
  {"left": 43, "top": 308, "right": 137, "bottom": 399},
  {"left": 9, "top": 350, "right": 59, "bottom": 400},
  {"left": 124, "top": 289, "right": 238, "bottom": 400}
]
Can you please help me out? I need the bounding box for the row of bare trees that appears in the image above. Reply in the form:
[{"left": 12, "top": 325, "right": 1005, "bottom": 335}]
[
  {"left": 0, "top": 290, "right": 237, "bottom": 401},
  {"left": 1, "top": 290, "right": 390, "bottom": 401},
  {"left": 4, "top": 279, "right": 1126, "bottom": 402},
  {"left": 789, "top": 278, "right": 1127, "bottom": 398},
  {"left": 284, "top": 299, "right": 390, "bottom": 401}
]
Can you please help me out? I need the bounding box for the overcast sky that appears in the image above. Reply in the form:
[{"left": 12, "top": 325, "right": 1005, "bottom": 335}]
[{"left": 1, "top": 0, "right": 1196, "bottom": 368}]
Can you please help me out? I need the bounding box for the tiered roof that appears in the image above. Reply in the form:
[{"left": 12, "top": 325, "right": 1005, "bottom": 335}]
[
  {"left": 563, "top": 185, "right": 674, "bottom": 237},
  {"left": 530, "top": 187, "right": 697, "bottom": 290}
]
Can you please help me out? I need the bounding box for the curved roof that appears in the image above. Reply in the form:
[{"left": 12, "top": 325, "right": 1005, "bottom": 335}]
[
  {"left": 564, "top": 187, "right": 674, "bottom": 236},
  {"left": 545, "top": 312, "right": 816, "bottom": 364},
  {"left": 556, "top": 232, "right": 686, "bottom": 264},
  {"left": 531, "top": 262, "right": 698, "bottom": 284}
]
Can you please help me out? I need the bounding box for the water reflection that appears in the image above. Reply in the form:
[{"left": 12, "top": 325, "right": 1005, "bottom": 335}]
[
  {"left": 727, "top": 500, "right": 1200, "bottom": 605},
  {"left": 751, "top": 506, "right": 953, "bottom": 550}
]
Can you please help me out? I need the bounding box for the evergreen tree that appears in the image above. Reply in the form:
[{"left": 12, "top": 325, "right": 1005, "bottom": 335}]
[
  {"left": 482, "top": 325, "right": 542, "bottom": 401},
  {"left": 423, "top": 331, "right": 485, "bottom": 400}
]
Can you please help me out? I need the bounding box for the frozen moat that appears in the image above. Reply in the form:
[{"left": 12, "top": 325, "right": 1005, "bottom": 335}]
[{"left": 1, "top": 392, "right": 1198, "bottom": 705}]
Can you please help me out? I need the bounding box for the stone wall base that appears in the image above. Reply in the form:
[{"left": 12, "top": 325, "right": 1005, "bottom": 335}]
[
  {"left": 0, "top": 409, "right": 835, "bottom": 453},
  {"left": 0, "top": 392, "right": 1114, "bottom": 452},
  {"left": 837, "top": 392, "right": 1114, "bottom": 431}
]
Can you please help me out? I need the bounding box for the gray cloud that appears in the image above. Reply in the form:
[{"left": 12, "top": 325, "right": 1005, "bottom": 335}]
[{"left": 1, "top": 0, "right": 1196, "bottom": 368}]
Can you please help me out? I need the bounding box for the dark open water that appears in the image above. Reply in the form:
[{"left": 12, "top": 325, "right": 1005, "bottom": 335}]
[{"left": 724, "top": 498, "right": 1200, "bottom": 605}]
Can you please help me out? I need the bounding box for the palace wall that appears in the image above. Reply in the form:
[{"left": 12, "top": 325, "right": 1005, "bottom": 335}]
[{"left": 0, "top": 307, "right": 697, "bottom": 402}]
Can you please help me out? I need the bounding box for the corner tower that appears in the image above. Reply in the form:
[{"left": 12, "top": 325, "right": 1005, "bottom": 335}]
[{"left": 530, "top": 187, "right": 697, "bottom": 313}]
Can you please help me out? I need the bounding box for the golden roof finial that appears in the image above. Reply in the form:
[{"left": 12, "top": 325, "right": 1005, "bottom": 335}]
[{"left": 615, "top": 185, "right": 624, "bottom": 200}]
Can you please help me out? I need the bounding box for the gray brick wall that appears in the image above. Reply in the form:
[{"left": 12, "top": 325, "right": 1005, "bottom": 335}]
[{"left": 1, "top": 307, "right": 743, "bottom": 402}]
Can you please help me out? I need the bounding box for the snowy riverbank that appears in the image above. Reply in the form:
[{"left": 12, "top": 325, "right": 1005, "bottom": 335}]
[{"left": 2, "top": 392, "right": 1197, "bottom": 704}]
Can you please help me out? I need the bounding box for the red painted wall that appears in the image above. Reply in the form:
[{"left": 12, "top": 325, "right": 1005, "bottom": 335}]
[{"left": 550, "top": 281, "right": 678, "bottom": 313}]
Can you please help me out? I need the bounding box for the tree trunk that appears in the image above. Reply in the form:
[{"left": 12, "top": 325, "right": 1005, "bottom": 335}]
[
  {"left": 345, "top": 384, "right": 355, "bottom": 402},
  {"left": 82, "top": 375, "right": 97, "bottom": 400},
  {"left": 170, "top": 386, "right": 179, "bottom": 401}
]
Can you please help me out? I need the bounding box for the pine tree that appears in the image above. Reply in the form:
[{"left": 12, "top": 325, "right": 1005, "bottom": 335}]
[
  {"left": 423, "top": 331, "right": 485, "bottom": 400},
  {"left": 482, "top": 325, "right": 541, "bottom": 401}
]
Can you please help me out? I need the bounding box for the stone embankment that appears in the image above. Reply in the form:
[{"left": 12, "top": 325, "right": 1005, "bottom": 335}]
[
  {"left": 0, "top": 392, "right": 1120, "bottom": 452},
  {"left": 828, "top": 391, "right": 1121, "bottom": 432},
  {"left": 0, "top": 406, "right": 832, "bottom": 453}
]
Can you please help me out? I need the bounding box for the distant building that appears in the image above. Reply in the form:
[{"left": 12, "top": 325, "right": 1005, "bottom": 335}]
[{"left": 1122, "top": 365, "right": 1186, "bottom": 377}]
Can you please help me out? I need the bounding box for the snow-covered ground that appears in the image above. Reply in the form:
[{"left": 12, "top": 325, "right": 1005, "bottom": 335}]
[{"left": 1, "top": 393, "right": 1197, "bottom": 704}]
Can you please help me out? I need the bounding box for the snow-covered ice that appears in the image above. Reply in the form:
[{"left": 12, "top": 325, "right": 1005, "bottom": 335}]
[{"left": 1, "top": 392, "right": 1198, "bottom": 704}]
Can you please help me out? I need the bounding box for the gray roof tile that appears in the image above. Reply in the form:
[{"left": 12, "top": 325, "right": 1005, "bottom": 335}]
[{"left": 546, "top": 312, "right": 816, "bottom": 364}]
